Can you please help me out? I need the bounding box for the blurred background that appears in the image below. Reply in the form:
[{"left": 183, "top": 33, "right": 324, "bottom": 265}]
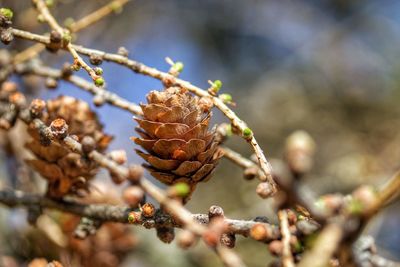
[{"left": 0, "top": 0, "right": 400, "bottom": 266}]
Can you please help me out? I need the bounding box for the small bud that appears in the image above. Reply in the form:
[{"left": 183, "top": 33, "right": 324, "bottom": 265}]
[
  {"left": 61, "top": 62, "right": 73, "bottom": 77},
  {"left": 268, "top": 240, "right": 283, "bottom": 256},
  {"left": 127, "top": 164, "right": 144, "bottom": 184},
  {"left": 256, "top": 182, "right": 273, "bottom": 198},
  {"left": 63, "top": 17, "right": 75, "bottom": 29},
  {"left": 37, "top": 14, "right": 45, "bottom": 23},
  {"left": 208, "top": 205, "right": 224, "bottom": 220},
  {"left": 156, "top": 227, "right": 175, "bottom": 243},
  {"left": 220, "top": 233, "right": 236, "bottom": 248},
  {"left": 141, "top": 203, "right": 155, "bottom": 218},
  {"left": 50, "top": 118, "right": 68, "bottom": 139},
  {"left": 117, "top": 46, "right": 129, "bottom": 57},
  {"left": 177, "top": 230, "right": 197, "bottom": 249},
  {"left": 219, "top": 93, "right": 232, "bottom": 104},
  {"left": 127, "top": 211, "right": 142, "bottom": 224},
  {"left": 0, "top": 8, "right": 13, "bottom": 20},
  {"left": 212, "top": 80, "right": 222, "bottom": 91},
  {"left": 93, "top": 94, "right": 106, "bottom": 107},
  {"left": 29, "top": 99, "right": 46, "bottom": 118},
  {"left": 250, "top": 223, "right": 268, "bottom": 241},
  {"left": 170, "top": 182, "right": 190, "bottom": 198},
  {"left": 94, "top": 67, "right": 103, "bottom": 76},
  {"left": 243, "top": 166, "right": 258, "bottom": 180},
  {"left": 242, "top": 127, "right": 253, "bottom": 139},
  {"left": 123, "top": 186, "right": 144, "bottom": 207},
  {"left": 62, "top": 32, "right": 72, "bottom": 45},
  {"left": 111, "top": 2, "right": 123, "bottom": 13},
  {"left": 89, "top": 54, "right": 103, "bottom": 65},
  {"left": 170, "top": 61, "right": 184, "bottom": 75},
  {"left": 108, "top": 150, "right": 127, "bottom": 165},
  {"left": 45, "top": 77, "right": 58, "bottom": 89},
  {"left": 352, "top": 185, "right": 377, "bottom": 211},
  {"left": 285, "top": 130, "right": 316, "bottom": 175},
  {"left": 94, "top": 77, "right": 105, "bottom": 87},
  {"left": 50, "top": 30, "right": 62, "bottom": 43},
  {"left": 286, "top": 210, "right": 297, "bottom": 225},
  {"left": 81, "top": 136, "right": 96, "bottom": 154},
  {"left": 1, "top": 27, "right": 13, "bottom": 45},
  {"left": 71, "top": 63, "right": 81, "bottom": 72}
]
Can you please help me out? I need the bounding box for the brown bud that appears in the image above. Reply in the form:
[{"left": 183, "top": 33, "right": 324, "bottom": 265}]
[
  {"left": 89, "top": 54, "right": 103, "bottom": 65},
  {"left": 117, "top": 46, "right": 129, "bottom": 57},
  {"left": 141, "top": 203, "right": 155, "bottom": 218},
  {"left": 127, "top": 164, "right": 144, "bottom": 184},
  {"left": 50, "top": 30, "right": 62, "bottom": 43},
  {"left": 1, "top": 27, "right": 13, "bottom": 45},
  {"left": 285, "top": 130, "right": 316, "bottom": 175},
  {"left": 45, "top": 77, "right": 58, "bottom": 89},
  {"left": 108, "top": 150, "right": 127, "bottom": 165},
  {"left": 50, "top": 118, "right": 68, "bottom": 139},
  {"left": 156, "top": 227, "right": 175, "bottom": 243},
  {"left": 122, "top": 186, "right": 144, "bottom": 207},
  {"left": 268, "top": 240, "right": 283, "bottom": 256},
  {"left": 29, "top": 99, "right": 46, "bottom": 118},
  {"left": 177, "top": 230, "right": 197, "bottom": 249},
  {"left": 61, "top": 62, "right": 73, "bottom": 78},
  {"left": 81, "top": 136, "right": 96, "bottom": 154},
  {"left": 209, "top": 205, "right": 224, "bottom": 220},
  {"left": 256, "top": 182, "right": 274, "bottom": 199},
  {"left": 220, "top": 233, "right": 236, "bottom": 248},
  {"left": 243, "top": 166, "right": 259, "bottom": 180},
  {"left": 352, "top": 185, "right": 377, "bottom": 211},
  {"left": 93, "top": 94, "right": 105, "bottom": 106},
  {"left": 250, "top": 223, "right": 268, "bottom": 241}
]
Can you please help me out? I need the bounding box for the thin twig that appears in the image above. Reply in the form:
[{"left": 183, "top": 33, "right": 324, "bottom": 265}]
[{"left": 32, "top": 0, "right": 98, "bottom": 81}]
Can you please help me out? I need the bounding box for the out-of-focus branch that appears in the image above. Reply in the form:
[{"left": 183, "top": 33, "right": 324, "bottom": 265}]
[
  {"left": 278, "top": 210, "right": 295, "bottom": 267},
  {"left": 298, "top": 223, "right": 344, "bottom": 267}
]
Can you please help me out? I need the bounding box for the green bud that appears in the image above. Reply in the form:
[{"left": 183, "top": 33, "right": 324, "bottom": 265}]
[
  {"left": 94, "top": 77, "right": 105, "bottom": 87},
  {"left": 94, "top": 67, "right": 103, "bottom": 75},
  {"left": 0, "top": 8, "right": 13, "bottom": 20},
  {"left": 63, "top": 17, "right": 75, "bottom": 29},
  {"left": 243, "top": 127, "right": 253, "bottom": 138},
  {"left": 111, "top": 2, "right": 123, "bottom": 13},
  {"left": 62, "top": 32, "right": 71, "bottom": 44},
  {"left": 212, "top": 80, "right": 222, "bottom": 92},
  {"left": 71, "top": 64, "right": 81, "bottom": 71},
  {"left": 347, "top": 198, "right": 364, "bottom": 215},
  {"left": 172, "top": 62, "right": 184, "bottom": 73},
  {"left": 173, "top": 182, "right": 190, "bottom": 198},
  {"left": 219, "top": 93, "right": 232, "bottom": 103}
]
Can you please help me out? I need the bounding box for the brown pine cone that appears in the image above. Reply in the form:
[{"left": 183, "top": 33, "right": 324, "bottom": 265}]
[
  {"left": 132, "top": 87, "right": 223, "bottom": 198},
  {"left": 25, "top": 96, "right": 112, "bottom": 198}
]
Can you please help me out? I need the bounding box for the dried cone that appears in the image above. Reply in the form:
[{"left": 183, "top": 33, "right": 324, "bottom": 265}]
[
  {"left": 132, "top": 87, "right": 222, "bottom": 201},
  {"left": 25, "top": 96, "right": 112, "bottom": 198}
]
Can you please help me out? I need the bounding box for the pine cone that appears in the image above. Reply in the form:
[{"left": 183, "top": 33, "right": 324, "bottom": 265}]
[
  {"left": 25, "top": 96, "right": 112, "bottom": 198},
  {"left": 132, "top": 87, "right": 223, "bottom": 199}
]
